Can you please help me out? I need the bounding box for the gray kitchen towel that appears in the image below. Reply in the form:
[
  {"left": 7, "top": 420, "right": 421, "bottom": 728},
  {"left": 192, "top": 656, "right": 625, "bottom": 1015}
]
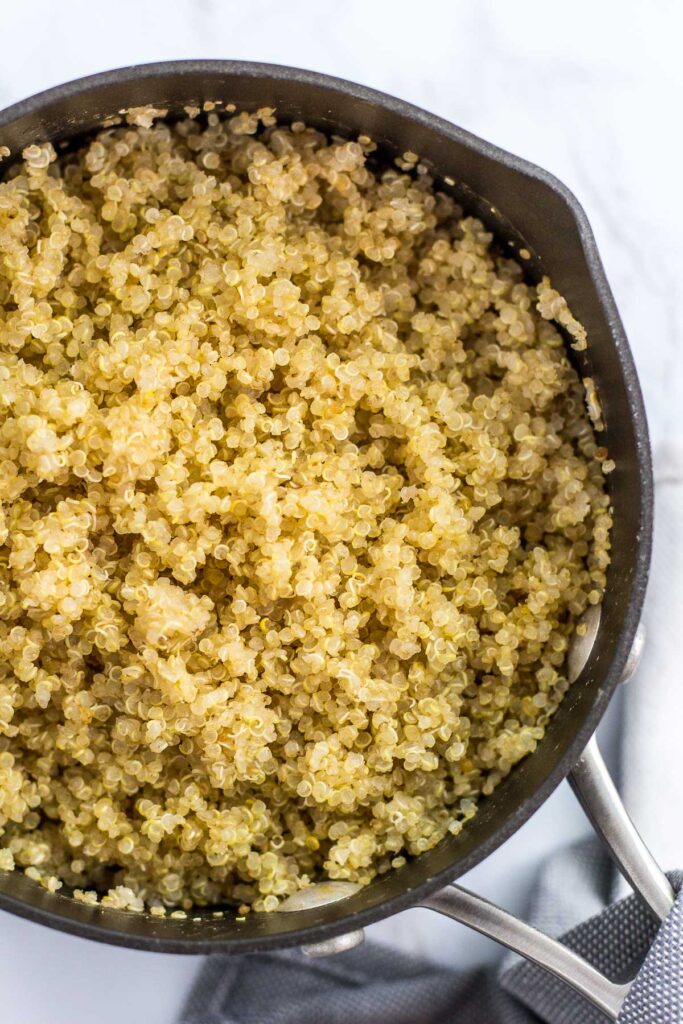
[
  {"left": 178, "top": 854, "right": 683, "bottom": 1024},
  {"left": 500, "top": 858, "right": 683, "bottom": 1023}
]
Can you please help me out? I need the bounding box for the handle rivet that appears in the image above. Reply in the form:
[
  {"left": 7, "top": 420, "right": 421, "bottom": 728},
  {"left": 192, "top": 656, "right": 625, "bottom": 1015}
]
[{"left": 278, "top": 881, "right": 364, "bottom": 958}]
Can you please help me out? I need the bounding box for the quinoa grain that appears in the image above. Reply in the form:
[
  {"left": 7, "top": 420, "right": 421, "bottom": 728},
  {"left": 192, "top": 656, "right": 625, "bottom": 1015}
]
[{"left": 0, "top": 112, "right": 610, "bottom": 912}]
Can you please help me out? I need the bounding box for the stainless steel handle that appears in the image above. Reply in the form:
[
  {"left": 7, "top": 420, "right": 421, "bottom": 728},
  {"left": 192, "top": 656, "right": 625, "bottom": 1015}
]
[
  {"left": 570, "top": 735, "right": 674, "bottom": 921},
  {"left": 423, "top": 881, "right": 630, "bottom": 1020},
  {"left": 421, "top": 731, "right": 674, "bottom": 1021}
]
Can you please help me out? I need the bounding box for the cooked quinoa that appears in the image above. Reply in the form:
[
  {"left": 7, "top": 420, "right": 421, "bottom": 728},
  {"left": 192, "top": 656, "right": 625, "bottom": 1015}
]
[{"left": 0, "top": 110, "right": 611, "bottom": 913}]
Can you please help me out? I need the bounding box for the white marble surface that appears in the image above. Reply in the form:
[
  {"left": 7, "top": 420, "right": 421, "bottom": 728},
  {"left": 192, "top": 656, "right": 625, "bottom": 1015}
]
[{"left": 0, "top": 2, "right": 680, "bottom": 1021}]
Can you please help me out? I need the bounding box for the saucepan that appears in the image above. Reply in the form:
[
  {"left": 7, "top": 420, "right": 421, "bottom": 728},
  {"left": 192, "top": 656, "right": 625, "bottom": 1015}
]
[{"left": 0, "top": 61, "right": 666, "bottom": 1020}]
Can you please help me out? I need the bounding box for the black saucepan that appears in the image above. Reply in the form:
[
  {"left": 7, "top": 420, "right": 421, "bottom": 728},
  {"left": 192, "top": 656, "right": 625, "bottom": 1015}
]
[{"left": 0, "top": 60, "right": 652, "bottom": 956}]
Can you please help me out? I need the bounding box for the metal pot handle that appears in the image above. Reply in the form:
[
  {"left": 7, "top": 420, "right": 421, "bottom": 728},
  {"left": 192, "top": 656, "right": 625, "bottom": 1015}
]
[{"left": 421, "top": 734, "right": 674, "bottom": 1021}]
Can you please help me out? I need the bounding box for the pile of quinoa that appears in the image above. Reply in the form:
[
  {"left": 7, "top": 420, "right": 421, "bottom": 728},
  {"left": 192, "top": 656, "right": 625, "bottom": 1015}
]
[{"left": 0, "top": 108, "right": 611, "bottom": 914}]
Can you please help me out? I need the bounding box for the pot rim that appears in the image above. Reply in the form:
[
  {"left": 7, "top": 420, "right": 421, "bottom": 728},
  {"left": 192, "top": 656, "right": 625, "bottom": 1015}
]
[{"left": 0, "top": 59, "right": 653, "bottom": 954}]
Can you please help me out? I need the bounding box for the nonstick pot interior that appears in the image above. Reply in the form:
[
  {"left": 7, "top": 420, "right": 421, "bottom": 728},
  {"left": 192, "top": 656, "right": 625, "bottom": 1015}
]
[{"left": 0, "top": 61, "right": 652, "bottom": 953}]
